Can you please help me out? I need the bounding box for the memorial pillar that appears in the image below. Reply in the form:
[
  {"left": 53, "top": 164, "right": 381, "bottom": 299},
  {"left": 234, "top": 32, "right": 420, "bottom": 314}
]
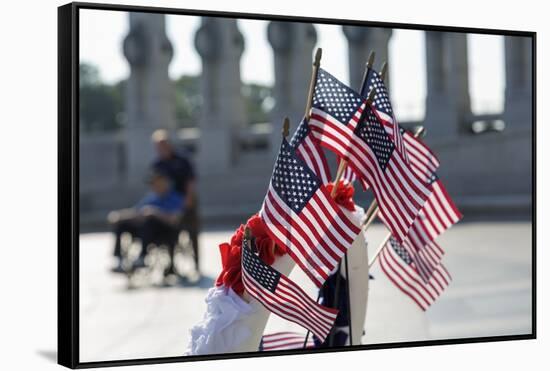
[
  {"left": 123, "top": 13, "right": 175, "bottom": 182},
  {"left": 194, "top": 17, "right": 246, "bottom": 174},
  {"left": 267, "top": 21, "right": 316, "bottom": 154},
  {"left": 343, "top": 26, "right": 392, "bottom": 90},
  {"left": 424, "top": 32, "right": 471, "bottom": 138},
  {"left": 504, "top": 36, "right": 532, "bottom": 129}
]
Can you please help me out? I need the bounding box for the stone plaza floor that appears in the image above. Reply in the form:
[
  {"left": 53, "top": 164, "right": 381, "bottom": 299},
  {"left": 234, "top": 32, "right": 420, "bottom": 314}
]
[{"left": 78, "top": 220, "right": 533, "bottom": 363}]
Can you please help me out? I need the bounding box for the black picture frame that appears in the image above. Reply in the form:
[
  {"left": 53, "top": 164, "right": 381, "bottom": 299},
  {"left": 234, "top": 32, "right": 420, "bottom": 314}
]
[{"left": 58, "top": 2, "right": 537, "bottom": 368}]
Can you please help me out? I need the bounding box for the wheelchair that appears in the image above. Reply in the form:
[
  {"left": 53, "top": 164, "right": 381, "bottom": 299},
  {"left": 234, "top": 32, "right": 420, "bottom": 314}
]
[{"left": 118, "top": 198, "right": 200, "bottom": 288}]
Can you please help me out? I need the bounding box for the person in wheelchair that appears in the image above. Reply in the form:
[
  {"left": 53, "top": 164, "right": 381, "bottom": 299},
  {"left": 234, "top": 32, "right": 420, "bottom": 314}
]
[
  {"left": 151, "top": 129, "right": 200, "bottom": 277},
  {"left": 108, "top": 169, "right": 184, "bottom": 273}
]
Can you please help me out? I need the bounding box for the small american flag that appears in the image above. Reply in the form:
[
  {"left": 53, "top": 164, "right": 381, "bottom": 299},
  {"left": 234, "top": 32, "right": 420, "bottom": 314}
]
[
  {"left": 363, "top": 68, "right": 406, "bottom": 157},
  {"left": 260, "top": 331, "right": 315, "bottom": 351},
  {"left": 241, "top": 237, "right": 338, "bottom": 342},
  {"left": 378, "top": 167, "right": 461, "bottom": 282},
  {"left": 308, "top": 68, "right": 432, "bottom": 243},
  {"left": 378, "top": 237, "right": 451, "bottom": 311},
  {"left": 395, "top": 130, "right": 462, "bottom": 279},
  {"left": 290, "top": 118, "right": 331, "bottom": 184},
  {"left": 259, "top": 138, "right": 361, "bottom": 287}
]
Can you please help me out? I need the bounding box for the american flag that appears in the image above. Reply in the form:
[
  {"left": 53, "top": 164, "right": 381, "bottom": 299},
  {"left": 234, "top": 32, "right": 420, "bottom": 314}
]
[
  {"left": 363, "top": 68, "right": 406, "bottom": 156},
  {"left": 259, "top": 138, "right": 361, "bottom": 287},
  {"left": 377, "top": 161, "right": 461, "bottom": 281},
  {"left": 260, "top": 332, "right": 315, "bottom": 351},
  {"left": 378, "top": 237, "right": 451, "bottom": 311},
  {"left": 290, "top": 118, "right": 331, "bottom": 184},
  {"left": 341, "top": 159, "right": 357, "bottom": 185},
  {"left": 241, "top": 237, "right": 338, "bottom": 342},
  {"left": 308, "top": 68, "right": 432, "bottom": 243},
  {"left": 392, "top": 129, "right": 461, "bottom": 279}
]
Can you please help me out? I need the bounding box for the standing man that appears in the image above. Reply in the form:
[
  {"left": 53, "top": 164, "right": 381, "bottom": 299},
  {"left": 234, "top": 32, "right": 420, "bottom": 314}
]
[{"left": 151, "top": 129, "right": 200, "bottom": 277}]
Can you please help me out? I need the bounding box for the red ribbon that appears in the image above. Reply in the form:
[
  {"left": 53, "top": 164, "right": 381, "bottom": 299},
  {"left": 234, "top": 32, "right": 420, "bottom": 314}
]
[
  {"left": 326, "top": 181, "right": 356, "bottom": 212},
  {"left": 215, "top": 214, "right": 285, "bottom": 295}
]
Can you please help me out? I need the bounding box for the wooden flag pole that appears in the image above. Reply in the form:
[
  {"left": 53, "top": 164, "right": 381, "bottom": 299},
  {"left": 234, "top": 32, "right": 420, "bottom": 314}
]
[
  {"left": 244, "top": 226, "right": 252, "bottom": 250},
  {"left": 282, "top": 117, "right": 290, "bottom": 138},
  {"left": 242, "top": 227, "right": 253, "bottom": 303},
  {"left": 273, "top": 118, "right": 290, "bottom": 256},
  {"left": 304, "top": 48, "right": 323, "bottom": 120},
  {"left": 368, "top": 233, "right": 391, "bottom": 267}
]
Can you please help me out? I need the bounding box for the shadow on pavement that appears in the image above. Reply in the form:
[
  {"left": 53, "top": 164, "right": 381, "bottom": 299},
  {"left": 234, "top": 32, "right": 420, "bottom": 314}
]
[{"left": 36, "top": 350, "right": 57, "bottom": 363}]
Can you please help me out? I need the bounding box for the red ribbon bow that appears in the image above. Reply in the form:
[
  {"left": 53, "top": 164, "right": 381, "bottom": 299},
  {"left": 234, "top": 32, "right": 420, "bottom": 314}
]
[
  {"left": 215, "top": 214, "right": 285, "bottom": 295},
  {"left": 326, "top": 180, "right": 356, "bottom": 212}
]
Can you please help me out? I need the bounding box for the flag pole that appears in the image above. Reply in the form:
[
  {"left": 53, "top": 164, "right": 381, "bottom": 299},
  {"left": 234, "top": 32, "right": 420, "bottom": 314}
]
[
  {"left": 304, "top": 48, "right": 323, "bottom": 120},
  {"left": 272, "top": 118, "right": 290, "bottom": 256},
  {"left": 368, "top": 233, "right": 391, "bottom": 267}
]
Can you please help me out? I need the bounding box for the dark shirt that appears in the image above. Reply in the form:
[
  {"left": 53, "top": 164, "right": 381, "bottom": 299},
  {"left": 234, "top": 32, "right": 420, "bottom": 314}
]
[{"left": 153, "top": 152, "right": 195, "bottom": 194}]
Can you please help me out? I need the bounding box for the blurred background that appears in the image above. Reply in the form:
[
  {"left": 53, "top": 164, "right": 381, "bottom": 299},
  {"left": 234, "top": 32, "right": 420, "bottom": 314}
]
[{"left": 78, "top": 9, "right": 533, "bottom": 363}]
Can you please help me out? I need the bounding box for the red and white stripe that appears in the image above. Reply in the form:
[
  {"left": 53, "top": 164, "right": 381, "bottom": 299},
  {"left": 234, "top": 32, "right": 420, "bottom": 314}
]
[
  {"left": 373, "top": 110, "right": 406, "bottom": 158},
  {"left": 378, "top": 242, "right": 451, "bottom": 311},
  {"left": 295, "top": 133, "right": 331, "bottom": 184},
  {"left": 341, "top": 161, "right": 357, "bottom": 185},
  {"left": 242, "top": 265, "right": 338, "bottom": 342},
  {"left": 401, "top": 238, "right": 445, "bottom": 283},
  {"left": 410, "top": 180, "right": 462, "bottom": 245},
  {"left": 402, "top": 130, "right": 440, "bottom": 183},
  {"left": 261, "top": 332, "right": 315, "bottom": 351},
  {"left": 260, "top": 185, "right": 361, "bottom": 287},
  {"left": 309, "top": 106, "right": 431, "bottom": 243}
]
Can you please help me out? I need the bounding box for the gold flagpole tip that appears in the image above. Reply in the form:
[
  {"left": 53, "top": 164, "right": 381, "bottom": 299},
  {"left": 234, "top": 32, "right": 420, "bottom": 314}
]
[
  {"left": 244, "top": 226, "right": 251, "bottom": 240},
  {"left": 367, "top": 51, "right": 376, "bottom": 68},
  {"left": 414, "top": 126, "right": 426, "bottom": 138},
  {"left": 379, "top": 62, "right": 388, "bottom": 80},
  {"left": 314, "top": 48, "right": 322, "bottom": 66},
  {"left": 282, "top": 117, "right": 290, "bottom": 137}
]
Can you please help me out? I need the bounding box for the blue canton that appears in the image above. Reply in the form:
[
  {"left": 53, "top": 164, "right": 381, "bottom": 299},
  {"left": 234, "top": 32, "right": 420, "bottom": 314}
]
[
  {"left": 312, "top": 68, "right": 364, "bottom": 126},
  {"left": 354, "top": 108, "right": 395, "bottom": 171},
  {"left": 271, "top": 140, "right": 320, "bottom": 213},
  {"left": 365, "top": 69, "right": 393, "bottom": 116},
  {"left": 390, "top": 237, "right": 413, "bottom": 265},
  {"left": 289, "top": 119, "right": 310, "bottom": 148},
  {"left": 242, "top": 239, "right": 280, "bottom": 293}
]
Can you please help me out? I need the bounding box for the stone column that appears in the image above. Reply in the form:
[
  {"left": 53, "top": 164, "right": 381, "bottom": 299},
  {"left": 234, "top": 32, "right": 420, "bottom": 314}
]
[
  {"left": 342, "top": 26, "right": 392, "bottom": 91},
  {"left": 424, "top": 31, "right": 471, "bottom": 139},
  {"left": 123, "top": 13, "right": 175, "bottom": 182},
  {"left": 504, "top": 36, "right": 533, "bottom": 129},
  {"left": 267, "top": 21, "right": 316, "bottom": 153},
  {"left": 195, "top": 17, "right": 246, "bottom": 174}
]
